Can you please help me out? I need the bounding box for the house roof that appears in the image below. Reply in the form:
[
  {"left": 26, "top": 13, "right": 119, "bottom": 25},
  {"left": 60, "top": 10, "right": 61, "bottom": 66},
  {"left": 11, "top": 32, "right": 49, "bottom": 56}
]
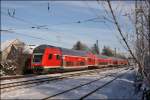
[
  {"left": 1, "top": 39, "right": 24, "bottom": 52},
  {"left": 23, "top": 45, "right": 37, "bottom": 54}
]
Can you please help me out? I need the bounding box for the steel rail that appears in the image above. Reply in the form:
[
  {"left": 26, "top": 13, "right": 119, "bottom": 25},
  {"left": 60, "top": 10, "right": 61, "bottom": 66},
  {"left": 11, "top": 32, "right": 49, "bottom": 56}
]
[
  {"left": 79, "top": 70, "right": 128, "bottom": 100},
  {"left": 42, "top": 68, "right": 128, "bottom": 100},
  {"left": 1, "top": 66, "right": 120, "bottom": 87},
  {"left": 1, "top": 68, "right": 113, "bottom": 93},
  {"left": 0, "top": 65, "right": 125, "bottom": 81}
]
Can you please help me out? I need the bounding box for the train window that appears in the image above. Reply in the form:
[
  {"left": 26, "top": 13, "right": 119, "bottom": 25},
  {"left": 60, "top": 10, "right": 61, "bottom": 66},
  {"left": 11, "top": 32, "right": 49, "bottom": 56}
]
[
  {"left": 33, "top": 55, "right": 43, "bottom": 63},
  {"left": 80, "top": 62, "right": 85, "bottom": 66},
  {"left": 56, "top": 55, "right": 60, "bottom": 60},
  {"left": 77, "top": 62, "right": 80, "bottom": 66},
  {"left": 66, "top": 62, "right": 71, "bottom": 66},
  {"left": 66, "top": 62, "right": 74, "bottom": 66},
  {"left": 48, "top": 54, "right": 52, "bottom": 59},
  {"left": 88, "top": 58, "right": 91, "bottom": 62}
]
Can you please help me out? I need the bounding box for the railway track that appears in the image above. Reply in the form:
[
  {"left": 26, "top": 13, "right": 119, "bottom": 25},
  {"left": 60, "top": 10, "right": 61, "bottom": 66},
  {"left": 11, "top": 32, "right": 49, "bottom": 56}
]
[
  {"left": 1, "top": 67, "right": 124, "bottom": 93},
  {"left": 0, "top": 74, "right": 36, "bottom": 80},
  {"left": 41, "top": 68, "right": 129, "bottom": 100},
  {"left": 0, "top": 65, "right": 126, "bottom": 81}
]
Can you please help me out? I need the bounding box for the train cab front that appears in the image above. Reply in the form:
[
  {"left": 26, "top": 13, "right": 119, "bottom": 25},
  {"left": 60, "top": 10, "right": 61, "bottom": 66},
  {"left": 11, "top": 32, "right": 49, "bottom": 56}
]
[{"left": 32, "top": 53, "right": 44, "bottom": 74}]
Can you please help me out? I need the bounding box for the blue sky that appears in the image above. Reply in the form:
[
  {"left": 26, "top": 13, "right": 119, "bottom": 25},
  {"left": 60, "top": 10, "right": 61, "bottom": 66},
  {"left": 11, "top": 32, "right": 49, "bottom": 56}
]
[{"left": 1, "top": 1, "right": 135, "bottom": 54}]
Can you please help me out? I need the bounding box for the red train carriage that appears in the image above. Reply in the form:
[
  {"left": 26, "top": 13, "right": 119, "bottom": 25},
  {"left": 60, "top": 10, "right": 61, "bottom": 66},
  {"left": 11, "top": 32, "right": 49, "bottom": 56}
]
[
  {"left": 111, "top": 57, "right": 118, "bottom": 65},
  {"left": 107, "top": 57, "right": 113, "bottom": 66},
  {"left": 60, "top": 48, "right": 87, "bottom": 69},
  {"left": 86, "top": 52, "right": 96, "bottom": 66},
  {"left": 31, "top": 44, "right": 128, "bottom": 73},
  {"left": 118, "top": 58, "right": 127, "bottom": 65},
  {"left": 32, "top": 45, "right": 62, "bottom": 72},
  {"left": 111, "top": 57, "right": 128, "bottom": 66},
  {"left": 122, "top": 59, "right": 128, "bottom": 65},
  {"left": 32, "top": 45, "right": 95, "bottom": 72},
  {"left": 96, "top": 55, "right": 111, "bottom": 67}
]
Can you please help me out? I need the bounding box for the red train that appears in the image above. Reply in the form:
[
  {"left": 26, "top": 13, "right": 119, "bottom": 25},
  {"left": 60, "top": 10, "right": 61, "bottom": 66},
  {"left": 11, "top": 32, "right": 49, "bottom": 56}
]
[{"left": 31, "top": 45, "right": 128, "bottom": 73}]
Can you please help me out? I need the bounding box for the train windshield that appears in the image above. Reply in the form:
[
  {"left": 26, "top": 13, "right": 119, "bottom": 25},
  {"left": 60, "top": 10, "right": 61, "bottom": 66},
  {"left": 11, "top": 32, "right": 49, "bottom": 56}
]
[{"left": 32, "top": 54, "right": 43, "bottom": 63}]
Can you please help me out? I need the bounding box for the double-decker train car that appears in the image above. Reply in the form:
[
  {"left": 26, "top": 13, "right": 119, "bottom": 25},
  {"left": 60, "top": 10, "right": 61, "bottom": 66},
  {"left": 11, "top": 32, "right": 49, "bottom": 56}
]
[
  {"left": 112, "top": 57, "right": 128, "bottom": 66},
  {"left": 96, "top": 55, "right": 111, "bottom": 66},
  {"left": 31, "top": 44, "right": 128, "bottom": 73},
  {"left": 32, "top": 45, "right": 92, "bottom": 72}
]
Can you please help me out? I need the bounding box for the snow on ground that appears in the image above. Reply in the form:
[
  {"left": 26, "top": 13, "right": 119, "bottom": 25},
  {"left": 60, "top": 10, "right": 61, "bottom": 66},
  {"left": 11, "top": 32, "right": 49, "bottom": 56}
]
[
  {"left": 50, "top": 77, "right": 115, "bottom": 99},
  {"left": 1, "top": 75, "right": 100, "bottom": 99},
  {"left": 1, "top": 67, "right": 142, "bottom": 99},
  {"left": 85, "top": 69, "right": 142, "bottom": 100},
  {"left": 1, "top": 73, "right": 61, "bottom": 84},
  {"left": 49, "top": 68, "right": 132, "bottom": 99},
  {"left": 1, "top": 67, "right": 124, "bottom": 84}
]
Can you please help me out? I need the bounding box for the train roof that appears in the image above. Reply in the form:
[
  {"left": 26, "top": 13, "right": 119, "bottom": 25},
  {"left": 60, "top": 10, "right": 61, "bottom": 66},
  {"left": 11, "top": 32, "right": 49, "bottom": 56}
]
[
  {"left": 33, "top": 44, "right": 88, "bottom": 57},
  {"left": 33, "top": 44, "right": 58, "bottom": 53},
  {"left": 96, "top": 55, "right": 127, "bottom": 60},
  {"left": 60, "top": 48, "right": 87, "bottom": 57},
  {"left": 33, "top": 45, "right": 127, "bottom": 60},
  {"left": 97, "top": 55, "right": 109, "bottom": 59},
  {"left": 109, "top": 57, "right": 126, "bottom": 61}
]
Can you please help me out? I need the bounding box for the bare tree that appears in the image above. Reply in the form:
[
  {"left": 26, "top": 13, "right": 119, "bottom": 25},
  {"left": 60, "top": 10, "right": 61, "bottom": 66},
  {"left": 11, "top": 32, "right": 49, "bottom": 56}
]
[{"left": 97, "top": 0, "right": 150, "bottom": 89}]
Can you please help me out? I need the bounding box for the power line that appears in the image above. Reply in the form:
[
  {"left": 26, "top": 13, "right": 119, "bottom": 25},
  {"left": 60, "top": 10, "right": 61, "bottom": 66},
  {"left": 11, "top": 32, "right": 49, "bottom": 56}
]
[
  {"left": 1, "top": 11, "right": 45, "bottom": 27},
  {"left": 96, "top": 1, "right": 115, "bottom": 24},
  {"left": 82, "top": 1, "right": 129, "bottom": 52},
  {"left": 2, "top": 11, "right": 66, "bottom": 42},
  {"left": 82, "top": 1, "right": 114, "bottom": 24},
  {"left": 2, "top": 5, "right": 116, "bottom": 47},
  {"left": 1, "top": 29, "right": 70, "bottom": 46},
  {"left": 96, "top": 0, "right": 113, "bottom": 19},
  {"left": 48, "top": 17, "right": 105, "bottom": 27},
  {"left": 2, "top": 11, "right": 105, "bottom": 29},
  {"left": 1, "top": 10, "right": 107, "bottom": 42}
]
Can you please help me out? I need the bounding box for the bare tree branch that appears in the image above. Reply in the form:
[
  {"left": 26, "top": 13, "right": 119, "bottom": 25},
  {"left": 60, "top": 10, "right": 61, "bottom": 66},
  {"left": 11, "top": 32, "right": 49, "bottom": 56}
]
[{"left": 106, "top": 0, "right": 143, "bottom": 72}]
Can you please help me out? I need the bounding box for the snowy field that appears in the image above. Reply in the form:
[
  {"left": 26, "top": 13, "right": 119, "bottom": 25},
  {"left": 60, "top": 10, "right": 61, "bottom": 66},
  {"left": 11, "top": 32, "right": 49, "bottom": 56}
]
[{"left": 1, "top": 67, "right": 142, "bottom": 99}]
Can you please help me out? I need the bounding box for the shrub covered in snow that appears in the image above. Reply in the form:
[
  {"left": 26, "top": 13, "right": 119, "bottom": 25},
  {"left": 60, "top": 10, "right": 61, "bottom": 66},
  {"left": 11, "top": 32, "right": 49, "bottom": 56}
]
[{"left": 1, "top": 39, "right": 34, "bottom": 76}]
